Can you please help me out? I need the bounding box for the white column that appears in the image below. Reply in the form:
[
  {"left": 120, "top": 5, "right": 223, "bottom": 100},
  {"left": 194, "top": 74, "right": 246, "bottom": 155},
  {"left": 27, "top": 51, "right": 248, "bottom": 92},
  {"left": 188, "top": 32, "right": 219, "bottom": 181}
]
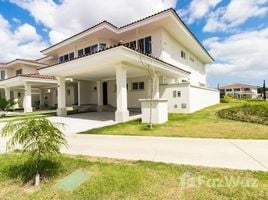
[
  {"left": 96, "top": 80, "right": 103, "bottom": 111},
  {"left": 24, "top": 84, "right": 33, "bottom": 113},
  {"left": 77, "top": 81, "right": 81, "bottom": 106},
  {"left": 153, "top": 76, "right": 160, "bottom": 99},
  {"left": 115, "top": 65, "right": 129, "bottom": 122},
  {"left": 40, "top": 89, "right": 44, "bottom": 108},
  {"left": 4, "top": 87, "right": 10, "bottom": 100},
  {"left": 57, "top": 77, "right": 67, "bottom": 116},
  {"left": 13, "top": 90, "right": 19, "bottom": 109}
]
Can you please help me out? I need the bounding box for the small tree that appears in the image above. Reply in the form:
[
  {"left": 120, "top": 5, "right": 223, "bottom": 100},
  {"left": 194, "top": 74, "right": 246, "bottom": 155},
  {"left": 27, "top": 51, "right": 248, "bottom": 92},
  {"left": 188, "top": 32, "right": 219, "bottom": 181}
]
[
  {"left": 0, "top": 117, "right": 67, "bottom": 186},
  {"left": 0, "top": 97, "right": 16, "bottom": 117},
  {"left": 263, "top": 80, "right": 266, "bottom": 101}
]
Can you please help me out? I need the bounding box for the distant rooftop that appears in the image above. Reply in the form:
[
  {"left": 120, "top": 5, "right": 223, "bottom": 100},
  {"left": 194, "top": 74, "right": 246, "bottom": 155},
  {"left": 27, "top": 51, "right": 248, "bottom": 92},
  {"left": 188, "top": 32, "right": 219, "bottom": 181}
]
[{"left": 220, "top": 83, "right": 258, "bottom": 89}]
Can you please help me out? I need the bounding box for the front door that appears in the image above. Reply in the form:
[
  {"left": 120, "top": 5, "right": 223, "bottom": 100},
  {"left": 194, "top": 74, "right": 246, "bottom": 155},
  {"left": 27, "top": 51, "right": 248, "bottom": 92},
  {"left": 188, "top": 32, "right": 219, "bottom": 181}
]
[{"left": 103, "top": 82, "right": 108, "bottom": 105}]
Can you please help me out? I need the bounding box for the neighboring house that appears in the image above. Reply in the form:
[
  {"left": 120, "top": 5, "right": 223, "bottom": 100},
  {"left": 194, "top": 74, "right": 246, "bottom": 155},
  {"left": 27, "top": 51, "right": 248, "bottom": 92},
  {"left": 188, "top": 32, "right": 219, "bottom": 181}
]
[
  {"left": 0, "top": 8, "right": 219, "bottom": 121},
  {"left": 220, "top": 83, "right": 258, "bottom": 99}
]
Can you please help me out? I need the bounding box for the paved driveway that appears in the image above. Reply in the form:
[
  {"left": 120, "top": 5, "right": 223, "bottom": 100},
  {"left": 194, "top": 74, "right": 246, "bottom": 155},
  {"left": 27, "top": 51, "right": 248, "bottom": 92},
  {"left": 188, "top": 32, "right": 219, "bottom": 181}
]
[{"left": 0, "top": 112, "right": 267, "bottom": 171}]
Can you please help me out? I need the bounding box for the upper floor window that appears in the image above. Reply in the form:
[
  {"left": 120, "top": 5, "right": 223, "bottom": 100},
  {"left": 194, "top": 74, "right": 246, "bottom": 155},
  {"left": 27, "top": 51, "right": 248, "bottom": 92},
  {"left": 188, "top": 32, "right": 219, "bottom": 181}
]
[
  {"left": 85, "top": 46, "right": 91, "bottom": 55},
  {"left": 181, "top": 50, "right": 186, "bottom": 59},
  {"left": 244, "top": 88, "right": 250, "bottom": 91},
  {"left": 234, "top": 88, "right": 241, "bottom": 92},
  {"left": 132, "top": 82, "right": 144, "bottom": 90},
  {"left": 138, "top": 36, "right": 152, "bottom": 54},
  {"left": 91, "top": 44, "right": 98, "bottom": 53},
  {"left": 0, "top": 71, "right": 5, "bottom": 80},
  {"left": 16, "top": 69, "right": 22, "bottom": 76},
  {"left": 78, "top": 49, "right": 84, "bottom": 57},
  {"left": 99, "top": 43, "right": 106, "bottom": 51},
  {"left": 59, "top": 52, "right": 75, "bottom": 63},
  {"left": 226, "top": 89, "right": 232, "bottom": 92}
]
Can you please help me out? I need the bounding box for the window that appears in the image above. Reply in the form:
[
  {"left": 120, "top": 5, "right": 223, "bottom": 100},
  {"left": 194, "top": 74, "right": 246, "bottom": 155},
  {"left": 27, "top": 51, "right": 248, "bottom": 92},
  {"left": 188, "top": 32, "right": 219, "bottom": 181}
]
[
  {"left": 85, "top": 46, "right": 91, "bottom": 55},
  {"left": 144, "top": 36, "right": 152, "bottom": 54},
  {"left": 59, "top": 56, "right": 64, "bottom": 63},
  {"left": 64, "top": 54, "right": 69, "bottom": 61},
  {"left": 16, "top": 69, "right": 22, "bottom": 75},
  {"left": 132, "top": 82, "right": 144, "bottom": 90},
  {"left": 226, "top": 89, "right": 232, "bottom": 92},
  {"left": 99, "top": 43, "right": 106, "bottom": 50},
  {"left": 244, "top": 88, "right": 250, "bottom": 91},
  {"left": 91, "top": 44, "right": 98, "bottom": 53},
  {"left": 129, "top": 41, "right": 136, "bottom": 49},
  {"left": 234, "top": 88, "right": 240, "bottom": 92},
  {"left": 173, "top": 90, "right": 181, "bottom": 98},
  {"left": 69, "top": 52, "right": 74, "bottom": 60},
  {"left": 181, "top": 50, "right": 186, "bottom": 59},
  {"left": 0, "top": 71, "right": 5, "bottom": 80},
  {"left": 78, "top": 49, "right": 84, "bottom": 57},
  {"left": 138, "top": 38, "right": 144, "bottom": 52}
]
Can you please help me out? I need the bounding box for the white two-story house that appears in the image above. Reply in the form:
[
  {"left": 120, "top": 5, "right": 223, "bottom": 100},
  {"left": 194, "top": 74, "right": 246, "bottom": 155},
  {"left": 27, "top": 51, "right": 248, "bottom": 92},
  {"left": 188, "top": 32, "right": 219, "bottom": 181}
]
[
  {"left": 1, "top": 8, "right": 219, "bottom": 121},
  {"left": 220, "top": 83, "right": 258, "bottom": 99}
]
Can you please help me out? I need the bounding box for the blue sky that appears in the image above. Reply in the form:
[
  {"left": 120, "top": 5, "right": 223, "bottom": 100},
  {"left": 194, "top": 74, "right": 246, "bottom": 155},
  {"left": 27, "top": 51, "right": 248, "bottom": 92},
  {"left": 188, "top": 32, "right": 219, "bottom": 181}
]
[{"left": 0, "top": 0, "right": 267, "bottom": 87}]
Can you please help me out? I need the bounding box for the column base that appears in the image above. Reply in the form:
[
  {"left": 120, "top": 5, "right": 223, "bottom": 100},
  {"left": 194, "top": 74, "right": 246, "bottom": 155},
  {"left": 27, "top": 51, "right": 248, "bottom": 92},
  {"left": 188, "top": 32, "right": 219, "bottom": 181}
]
[
  {"left": 115, "top": 110, "right": 129, "bottom": 122},
  {"left": 97, "top": 105, "right": 103, "bottom": 112},
  {"left": 24, "top": 107, "right": 33, "bottom": 113},
  {"left": 57, "top": 107, "right": 67, "bottom": 117}
]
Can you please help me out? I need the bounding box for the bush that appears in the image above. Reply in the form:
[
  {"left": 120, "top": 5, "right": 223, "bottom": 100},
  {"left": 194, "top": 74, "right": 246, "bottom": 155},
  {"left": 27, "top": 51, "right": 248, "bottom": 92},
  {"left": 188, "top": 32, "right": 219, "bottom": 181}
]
[
  {"left": 221, "top": 95, "right": 234, "bottom": 103},
  {"left": 217, "top": 102, "right": 268, "bottom": 125}
]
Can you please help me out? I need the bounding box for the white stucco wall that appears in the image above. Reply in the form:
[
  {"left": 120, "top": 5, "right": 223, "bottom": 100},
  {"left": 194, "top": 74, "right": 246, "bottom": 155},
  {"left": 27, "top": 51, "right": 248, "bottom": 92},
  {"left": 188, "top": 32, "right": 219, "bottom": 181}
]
[
  {"left": 189, "top": 85, "right": 220, "bottom": 113},
  {"left": 160, "top": 83, "right": 219, "bottom": 113},
  {"left": 160, "top": 29, "right": 206, "bottom": 86}
]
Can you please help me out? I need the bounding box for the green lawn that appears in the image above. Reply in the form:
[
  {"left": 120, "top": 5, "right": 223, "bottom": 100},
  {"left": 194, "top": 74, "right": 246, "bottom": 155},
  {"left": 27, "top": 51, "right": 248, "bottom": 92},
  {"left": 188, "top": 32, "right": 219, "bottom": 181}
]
[
  {"left": 81, "top": 103, "right": 268, "bottom": 139},
  {"left": 0, "top": 153, "right": 267, "bottom": 200}
]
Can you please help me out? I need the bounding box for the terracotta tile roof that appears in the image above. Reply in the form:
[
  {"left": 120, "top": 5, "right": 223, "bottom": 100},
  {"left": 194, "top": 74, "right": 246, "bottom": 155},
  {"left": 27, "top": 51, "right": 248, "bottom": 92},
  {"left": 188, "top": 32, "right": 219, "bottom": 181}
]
[
  {"left": 38, "top": 44, "right": 191, "bottom": 75},
  {"left": 40, "top": 8, "right": 213, "bottom": 61},
  {"left": 19, "top": 74, "right": 56, "bottom": 80},
  {"left": 0, "top": 74, "right": 56, "bottom": 82},
  {"left": 220, "top": 83, "right": 258, "bottom": 89}
]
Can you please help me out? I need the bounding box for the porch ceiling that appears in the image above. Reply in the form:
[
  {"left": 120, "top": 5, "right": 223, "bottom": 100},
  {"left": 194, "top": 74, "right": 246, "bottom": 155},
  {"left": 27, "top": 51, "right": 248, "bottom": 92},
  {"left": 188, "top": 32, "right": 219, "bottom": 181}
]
[
  {"left": 0, "top": 77, "right": 57, "bottom": 88},
  {"left": 39, "top": 46, "right": 190, "bottom": 81}
]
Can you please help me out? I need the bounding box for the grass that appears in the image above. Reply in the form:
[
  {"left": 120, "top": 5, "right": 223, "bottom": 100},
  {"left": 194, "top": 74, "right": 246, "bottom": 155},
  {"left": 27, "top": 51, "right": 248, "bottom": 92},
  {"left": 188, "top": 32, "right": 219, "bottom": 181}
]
[
  {"left": 81, "top": 102, "right": 268, "bottom": 139},
  {"left": 0, "top": 153, "right": 267, "bottom": 200}
]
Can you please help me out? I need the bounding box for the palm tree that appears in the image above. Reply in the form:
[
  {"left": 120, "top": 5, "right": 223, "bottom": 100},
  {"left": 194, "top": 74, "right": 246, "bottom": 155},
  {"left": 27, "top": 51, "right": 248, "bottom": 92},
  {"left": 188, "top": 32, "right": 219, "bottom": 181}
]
[
  {"left": 0, "top": 117, "right": 67, "bottom": 186},
  {"left": 0, "top": 97, "right": 16, "bottom": 117}
]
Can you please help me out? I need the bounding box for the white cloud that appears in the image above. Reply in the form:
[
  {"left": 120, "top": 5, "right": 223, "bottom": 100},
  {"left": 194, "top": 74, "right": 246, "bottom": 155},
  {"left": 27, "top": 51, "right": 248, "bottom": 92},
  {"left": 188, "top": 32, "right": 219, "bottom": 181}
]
[
  {"left": 0, "top": 14, "right": 47, "bottom": 62},
  {"left": 205, "top": 28, "right": 268, "bottom": 78},
  {"left": 203, "top": 0, "right": 268, "bottom": 32},
  {"left": 178, "top": 0, "right": 222, "bottom": 24},
  {"left": 11, "top": 0, "right": 176, "bottom": 44}
]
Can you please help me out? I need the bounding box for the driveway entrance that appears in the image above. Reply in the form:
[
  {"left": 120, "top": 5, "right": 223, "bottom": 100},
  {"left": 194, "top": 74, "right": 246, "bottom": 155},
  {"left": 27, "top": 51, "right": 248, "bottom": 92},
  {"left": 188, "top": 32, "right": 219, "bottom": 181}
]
[{"left": 49, "top": 111, "right": 141, "bottom": 135}]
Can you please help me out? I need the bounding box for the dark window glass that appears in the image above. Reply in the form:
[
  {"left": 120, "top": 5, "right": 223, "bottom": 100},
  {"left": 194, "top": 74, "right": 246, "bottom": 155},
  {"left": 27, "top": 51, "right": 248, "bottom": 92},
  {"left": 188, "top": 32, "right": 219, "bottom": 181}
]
[
  {"left": 99, "top": 43, "right": 106, "bottom": 50},
  {"left": 78, "top": 49, "right": 84, "bottom": 57},
  {"left": 132, "top": 82, "right": 138, "bottom": 90},
  {"left": 91, "top": 44, "right": 98, "bottom": 53},
  {"left": 16, "top": 69, "right": 22, "bottom": 75},
  {"left": 139, "top": 82, "right": 144, "bottom": 90},
  {"left": 69, "top": 52, "right": 74, "bottom": 60},
  {"left": 144, "top": 36, "right": 152, "bottom": 54},
  {"left": 59, "top": 56, "right": 64, "bottom": 63},
  {"left": 0, "top": 71, "right": 5, "bottom": 80},
  {"left": 138, "top": 38, "right": 144, "bottom": 52},
  {"left": 129, "top": 41, "right": 136, "bottom": 49},
  {"left": 64, "top": 54, "right": 69, "bottom": 61},
  {"left": 85, "top": 46, "right": 91, "bottom": 55},
  {"left": 181, "top": 50, "right": 186, "bottom": 59}
]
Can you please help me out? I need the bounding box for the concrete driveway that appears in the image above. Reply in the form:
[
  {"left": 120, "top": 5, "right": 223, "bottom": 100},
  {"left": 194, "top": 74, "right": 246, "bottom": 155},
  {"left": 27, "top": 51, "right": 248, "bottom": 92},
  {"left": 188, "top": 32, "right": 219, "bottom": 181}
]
[{"left": 0, "top": 112, "right": 267, "bottom": 171}]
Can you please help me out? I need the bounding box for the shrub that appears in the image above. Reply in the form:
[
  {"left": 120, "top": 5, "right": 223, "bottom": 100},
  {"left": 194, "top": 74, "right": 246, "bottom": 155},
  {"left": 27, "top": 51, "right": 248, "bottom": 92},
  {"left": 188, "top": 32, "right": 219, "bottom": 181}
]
[
  {"left": 217, "top": 102, "right": 268, "bottom": 125},
  {"left": 222, "top": 95, "right": 234, "bottom": 103}
]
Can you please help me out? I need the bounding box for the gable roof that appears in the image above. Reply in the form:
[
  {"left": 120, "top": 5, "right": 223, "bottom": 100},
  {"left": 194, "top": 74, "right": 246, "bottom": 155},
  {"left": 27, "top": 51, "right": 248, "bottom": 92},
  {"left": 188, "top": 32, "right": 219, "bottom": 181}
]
[
  {"left": 40, "top": 8, "right": 213, "bottom": 62},
  {"left": 220, "top": 83, "right": 258, "bottom": 89}
]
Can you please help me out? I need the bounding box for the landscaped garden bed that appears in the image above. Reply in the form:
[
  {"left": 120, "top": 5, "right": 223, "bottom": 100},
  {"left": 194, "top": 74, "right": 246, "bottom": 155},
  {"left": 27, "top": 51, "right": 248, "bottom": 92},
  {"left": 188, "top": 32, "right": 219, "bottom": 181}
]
[{"left": 217, "top": 102, "right": 268, "bottom": 125}]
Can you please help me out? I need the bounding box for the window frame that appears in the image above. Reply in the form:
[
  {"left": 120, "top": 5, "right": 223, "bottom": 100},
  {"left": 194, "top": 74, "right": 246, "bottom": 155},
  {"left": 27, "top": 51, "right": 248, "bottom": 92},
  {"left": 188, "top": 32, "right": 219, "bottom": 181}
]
[
  {"left": 132, "top": 81, "right": 145, "bottom": 91},
  {"left": 0, "top": 70, "right": 5, "bottom": 80},
  {"left": 16, "top": 69, "right": 23, "bottom": 76}
]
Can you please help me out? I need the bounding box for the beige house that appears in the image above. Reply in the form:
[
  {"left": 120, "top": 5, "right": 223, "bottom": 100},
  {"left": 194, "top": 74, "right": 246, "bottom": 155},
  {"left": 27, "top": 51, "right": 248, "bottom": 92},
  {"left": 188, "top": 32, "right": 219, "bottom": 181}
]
[
  {"left": 220, "top": 83, "right": 258, "bottom": 99},
  {"left": 1, "top": 8, "right": 219, "bottom": 121}
]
